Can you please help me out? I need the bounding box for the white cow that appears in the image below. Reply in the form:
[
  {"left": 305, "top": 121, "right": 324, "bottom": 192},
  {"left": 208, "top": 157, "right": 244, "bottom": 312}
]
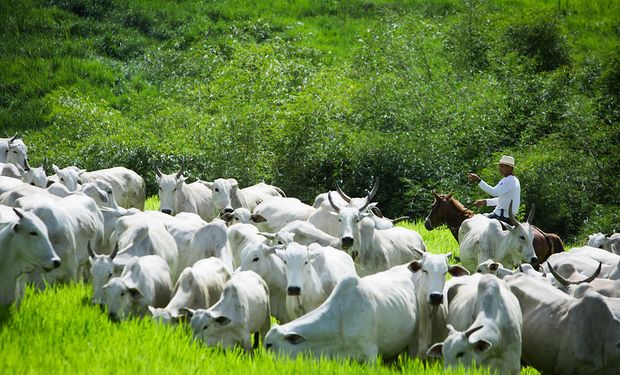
[
  {"left": 238, "top": 236, "right": 290, "bottom": 323},
  {"left": 183, "top": 219, "right": 232, "bottom": 273},
  {"left": 202, "top": 178, "right": 284, "bottom": 216},
  {"left": 544, "top": 246, "right": 620, "bottom": 280},
  {"left": 52, "top": 164, "right": 83, "bottom": 191},
  {"left": 78, "top": 166, "right": 146, "bottom": 210},
  {"left": 103, "top": 255, "right": 173, "bottom": 321},
  {"left": 275, "top": 242, "right": 357, "bottom": 319},
  {"left": 109, "top": 214, "right": 179, "bottom": 280},
  {"left": 149, "top": 257, "right": 231, "bottom": 324},
  {"left": 157, "top": 167, "right": 214, "bottom": 220},
  {"left": 264, "top": 264, "right": 418, "bottom": 363},
  {"left": 88, "top": 243, "right": 121, "bottom": 305},
  {"left": 226, "top": 223, "right": 269, "bottom": 268},
  {"left": 458, "top": 205, "right": 537, "bottom": 273},
  {"left": 428, "top": 274, "right": 523, "bottom": 375},
  {"left": 0, "top": 161, "right": 24, "bottom": 179},
  {"left": 407, "top": 252, "right": 469, "bottom": 358},
  {"left": 355, "top": 216, "right": 425, "bottom": 276},
  {"left": 0, "top": 135, "right": 28, "bottom": 168},
  {"left": 21, "top": 162, "right": 49, "bottom": 188},
  {"left": 588, "top": 232, "right": 620, "bottom": 255},
  {"left": 0, "top": 207, "right": 61, "bottom": 306},
  {"left": 504, "top": 273, "right": 620, "bottom": 374},
  {"left": 16, "top": 193, "right": 104, "bottom": 283},
  {"left": 220, "top": 207, "right": 255, "bottom": 226},
  {"left": 0, "top": 176, "right": 24, "bottom": 195},
  {"left": 188, "top": 270, "right": 271, "bottom": 352},
  {"left": 261, "top": 220, "right": 341, "bottom": 248},
  {"left": 250, "top": 197, "right": 316, "bottom": 232}
]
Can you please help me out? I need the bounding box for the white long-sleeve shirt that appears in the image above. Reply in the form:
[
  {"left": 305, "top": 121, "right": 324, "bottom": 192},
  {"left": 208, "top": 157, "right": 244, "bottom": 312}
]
[{"left": 478, "top": 175, "right": 520, "bottom": 217}]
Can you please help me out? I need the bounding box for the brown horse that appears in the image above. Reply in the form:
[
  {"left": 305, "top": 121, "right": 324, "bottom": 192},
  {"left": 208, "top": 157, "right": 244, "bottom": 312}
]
[{"left": 424, "top": 192, "right": 565, "bottom": 266}]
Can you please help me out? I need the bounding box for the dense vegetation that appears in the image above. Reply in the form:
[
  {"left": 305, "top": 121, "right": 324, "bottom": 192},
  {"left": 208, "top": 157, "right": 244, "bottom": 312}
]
[{"left": 1, "top": 0, "right": 618, "bottom": 242}]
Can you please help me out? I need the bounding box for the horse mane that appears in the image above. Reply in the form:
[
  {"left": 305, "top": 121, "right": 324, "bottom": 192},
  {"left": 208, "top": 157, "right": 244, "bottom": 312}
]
[{"left": 448, "top": 196, "right": 474, "bottom": 218}]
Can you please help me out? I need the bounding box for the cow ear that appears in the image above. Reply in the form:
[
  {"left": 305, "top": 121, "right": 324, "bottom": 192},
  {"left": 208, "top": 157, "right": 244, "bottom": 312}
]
[
  {"left": 228, "top": 178, "right": 238, "bottom": 188},
  {"left": 251, "top": 214, "right": 267, "bottom": 223},
  {"left": 408, "top": 260, "right": 422, "bottom": 273},
  {"left": 426, "top": 343, "right": 444, "bottom": 358},
  {"left": 284, "top": 333, "right": 306, "bottom": 345},
  {"left": 201, "top": 181, "right": 214, "bottom": 189},
  {"left": 147, "top": 306, "right": 157, "bottom": 315},
  {"left": 46, "top": 179, "right": 55, "bottom": 187},
  {"left": 448, "top": 264, "right": 470, "bottom": 277},
  {"left": 214, "top": 316, "right": 231, "bottom": 326},
  {"left": 128, "top": 288, "right": 143, "bottom": 300},
  {"left": 472, "top": 339, "right": 492, "bottom": 353},
  {"left": 12, "top": 223, "right": 19, "bottom": 232},
  {"left": 177, "top": 176, "right": 187, "bottom": 184},
  {"left": 52, "top": 164, "right": 60, "bottom": 174}
]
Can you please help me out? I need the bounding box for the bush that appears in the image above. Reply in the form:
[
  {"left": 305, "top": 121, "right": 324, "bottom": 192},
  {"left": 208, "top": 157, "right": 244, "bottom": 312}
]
[{"left": 502, "top": 11, "right": 571, "bottom": 72}]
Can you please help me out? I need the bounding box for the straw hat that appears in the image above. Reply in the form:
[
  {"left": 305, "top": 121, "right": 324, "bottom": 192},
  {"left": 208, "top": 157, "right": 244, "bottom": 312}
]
[{"left": 499, "top": 155, "right": 515, "bottom": 167}]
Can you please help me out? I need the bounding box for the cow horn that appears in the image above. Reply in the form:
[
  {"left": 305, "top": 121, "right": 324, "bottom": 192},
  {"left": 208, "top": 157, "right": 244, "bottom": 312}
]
[
  {"left": 518, "top": 264, "right": 524, "bottom": 273},
  {"left": 110, "top": 242, "right": 119, "bottom": 260},
  {"left": 327, "top": 191, "right": 341, "bottom": 213},
  {"left": 335, "top": 183, "right": 352, "bottom": 203},
  {"left": 176, "top": 163, "right": 184, "bottom": 179},
  {"left": 23, "top": 158, "right": 31, "bottom": 172},
  {"left": 87, "top": 241, "right": 97, "bottom": 258},
  {"left": 464, "top": 325, "right": 484, "bottom": 339},
  {"left": 526, "top": 203, "right": 536, "bottom": 224},
  {"left": 156, "top": 167, "right": 163, "bottom": 177},
  {"left": 547, "top": 261, "right": 602, "bottom": 286},
  {"left": 9, "top": 133, "right": 19, "bottom": 143},
  {"left": 358, "top": 179, "right": 379, "bottom": 212},
  {"left": 508, "top": 200, "right": 520, "bottom": 227}
]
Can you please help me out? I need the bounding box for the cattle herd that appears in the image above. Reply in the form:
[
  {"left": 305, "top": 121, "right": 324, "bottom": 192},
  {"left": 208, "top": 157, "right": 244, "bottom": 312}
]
[{"left": 2, "top": 134, "right": 620, "bottom": 374}]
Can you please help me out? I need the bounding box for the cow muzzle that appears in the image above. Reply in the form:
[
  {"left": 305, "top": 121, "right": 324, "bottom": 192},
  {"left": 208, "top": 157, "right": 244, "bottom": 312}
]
[
  {"left": 223, "top": 207, "right": 234, "bottom": 214},
  {"left": 429, "top": 293, "right": 443, "bottom": 305},
  {"left": 529, "top": 256, "right": 539, "bottom": 265},
  {"left": 161, "top": 209, "right": 172, "bottom": 215},
  {"left": 341, "top": 237, "right": 354, "bottom": 249},
  {"left": 287, "top": 286, "right": 301, "bottom": 296},
  {"left": 424, "top": 218, "right": 434, "bottom": 231}
]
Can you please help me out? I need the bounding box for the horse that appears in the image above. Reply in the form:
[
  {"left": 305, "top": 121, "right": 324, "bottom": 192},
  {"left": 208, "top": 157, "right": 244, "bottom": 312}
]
[{"left": 424, "top": 192, "right": 564, "bottom": 267}]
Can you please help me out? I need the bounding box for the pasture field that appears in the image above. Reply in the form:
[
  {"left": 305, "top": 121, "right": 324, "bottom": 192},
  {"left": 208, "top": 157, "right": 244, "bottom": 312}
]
[{"left": 0, "top": 199, "right": 540, "bottom": 374}]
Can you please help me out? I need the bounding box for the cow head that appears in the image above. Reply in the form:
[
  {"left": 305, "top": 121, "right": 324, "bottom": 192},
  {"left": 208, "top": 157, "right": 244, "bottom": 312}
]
[
  {"left": 89, "top": 242, "right": 119, "bottom": 305},
  {"left": 327, "top": 181, "right": 378, "bottom": 251},
  {"left": 408, "top": 251, "right": 469, "bottom": 306},
  {"left": 427, "top": 324, "right": 493, "bottom": 370},
  {"left": 102, "top": 276, "right": 143, "bottom": 321},
  {"left": 10, "top": 207, "right": 61, "bottom": 273},
  {"left": 264, "top": 325, "right": 309, "bottom": 358},
  {"left": 189, "top": 309, "right": 236, "bottom": 349},
  {"left": 6, "top": 136, "right": 28, "bottom": 169},
  {"left": 156, "top": 166, "right": 186, "bottom": 215},
  {"left": 52, "top": 164, "right": 84, "bottom": 192},
  {"left": 20, "top": 161, "right": 47, "bottom": 188},
  {"left": 204, "top": 178, "right": 238, "bottom": 216},
  {"left": 504, "top": 203, "right": 537, "bottom": 267}
]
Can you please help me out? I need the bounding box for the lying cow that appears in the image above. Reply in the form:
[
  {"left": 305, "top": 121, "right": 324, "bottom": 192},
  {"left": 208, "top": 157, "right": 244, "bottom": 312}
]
[{"left": 264, "top": 264, "right": 419, "bottom": 363}]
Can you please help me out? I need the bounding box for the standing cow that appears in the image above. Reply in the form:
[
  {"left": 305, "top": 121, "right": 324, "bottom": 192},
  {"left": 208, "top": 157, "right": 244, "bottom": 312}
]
[
  {"left": 157, "top": 167, "right": 215, "bottom": 221},
  {"left": 202, "top": 178, "right": 284, "bottom": 216}
]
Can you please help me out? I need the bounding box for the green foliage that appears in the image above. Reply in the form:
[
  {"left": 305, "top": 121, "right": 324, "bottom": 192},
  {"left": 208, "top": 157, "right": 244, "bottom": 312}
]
[
  {"left": 502, "top": 10, "right": 571, "bottom": 72},
  {"left": 0, "top": 0, "right": 619, "bottom": 241}
]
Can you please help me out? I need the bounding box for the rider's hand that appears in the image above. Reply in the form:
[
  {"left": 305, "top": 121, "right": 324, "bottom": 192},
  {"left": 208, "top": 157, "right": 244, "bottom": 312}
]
[
  {"left": 474, "top": 199, "right": 486, "bottom": 207},
  {"left": 468, "top": 173, "right": 481, "bottom": 183}
]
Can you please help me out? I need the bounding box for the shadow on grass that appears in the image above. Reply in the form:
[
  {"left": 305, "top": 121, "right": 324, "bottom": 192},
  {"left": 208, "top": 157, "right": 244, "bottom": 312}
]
[{"left": 0, "top": 305, "right": 13, "bottom": 328}]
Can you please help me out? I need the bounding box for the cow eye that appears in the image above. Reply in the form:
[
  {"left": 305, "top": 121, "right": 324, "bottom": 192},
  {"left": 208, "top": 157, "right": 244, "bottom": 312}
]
[
  {"left": 30, "top": 182, "right": 35, "bottom": 185},
  {"left": 120, "top": 292, "right": 124, "bottom": 297},
  {"left": 519, "top": 236, "right": 525, "bottom": 240},
  {"left": 304, "top": 261, "right": 308, "bottom": 265},
  {"left": 252, "top": 257, "right": 259, "bottom": 262},
  {"left": 108, "top": 272, "right": 113, "bottom": 278},
  {"left": 60, "top": 178, "right": 64, "bottom": 181},
  {"left": 29, "top": 231, "right": 38, "bottom": 236},
  {"left": 283, "top": 260, "right": 287, "bottom": 264},
  {"left": 203, "top": 325, "right": 208, "bottom": 330},
  {"left": 456, "top": 352, "right": 464, "bottom": 358},
  {"left": 277, "top": 241, "right": 283, "bottom": 245},
  {"left": 215, "top": 188, "right": 219, "bottom": 192},
  {"left": 173, "top": 188, "right": 177, "bottom": 192}
]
